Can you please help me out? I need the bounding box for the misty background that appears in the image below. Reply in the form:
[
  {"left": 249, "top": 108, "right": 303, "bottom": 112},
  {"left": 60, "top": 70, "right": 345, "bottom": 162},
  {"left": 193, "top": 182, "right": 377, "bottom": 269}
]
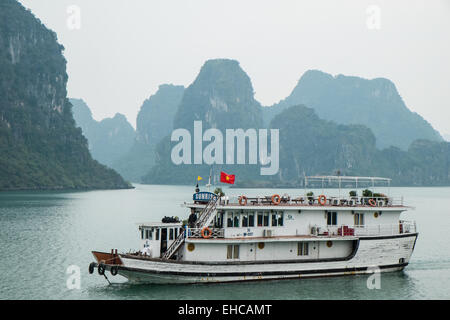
[{"left": 18, "top": 0, "right": 450, "bottom": 138}]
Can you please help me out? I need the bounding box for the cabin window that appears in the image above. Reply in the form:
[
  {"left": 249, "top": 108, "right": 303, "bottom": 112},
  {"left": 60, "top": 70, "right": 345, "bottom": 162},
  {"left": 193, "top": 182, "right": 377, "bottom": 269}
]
[
  {"left": 155, "top": 228, "right": 160, "bottom": 241},
  {"left": 227, "top": 212, "right": 233, "bottom": 227},
  {"left": 233, "top": 213, "right": 240, "bottom": 228},
  {"left": 169, "top": 228, "right": 174, "bottom": 240},
  {"left": 327, "top": 212, "right": 337, "bottom": 226},
  {"left": 233, "top": 245, "right": 240, "bottom": 259},
  {"left": 354, "top": 213, "right": 365, "bottom": 226},
  {"left": 271, "top": 212, "right": 283, "bottom": 227},
  {"left": 263, "top": 212, "right": 269, "bottom": 227},
  {"left": 227, "top": 245, "right": 240, "bottom": 259},
  {"left": 145, "top": 229, "right": 153, "bottom": 240},
  {"left": 277, "top": 212, "right": 284, "bottom": 226},
  {"left": 227, "top": 245, "right": 233, "bottom": 259},
  {"left": 248, "top": 212, "right": 255, "bottom": 227},
  {"left": 298, "top": 242, "right": 309, "bottom": 256},
  {"left": 242, "top": 213, "right": 248, "bottom": 227},
  {"left": 271, "top": 213, "right": 278, "bottom": 227},
  {"left": 257, "top": 212, "right": 263, "bottom": 227},
  {"left": 141, "top": 228, "right": 144, "bottom": 239},
  {"left": 215, "top": 212, "right": 224, "bottom": 228},
  {"left": 175, "top": 228, "right": 179, "bottom": 238}
]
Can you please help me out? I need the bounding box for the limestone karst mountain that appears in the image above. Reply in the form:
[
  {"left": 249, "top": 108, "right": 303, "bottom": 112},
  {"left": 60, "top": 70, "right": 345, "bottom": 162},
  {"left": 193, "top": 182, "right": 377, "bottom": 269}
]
[{"left": 0, "top": 0, "right": 131, "bottom": 190}]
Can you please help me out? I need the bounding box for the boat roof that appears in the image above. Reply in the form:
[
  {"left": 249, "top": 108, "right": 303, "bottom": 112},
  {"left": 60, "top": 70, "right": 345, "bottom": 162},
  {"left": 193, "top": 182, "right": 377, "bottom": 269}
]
[
  {"left": 138, "top": 222, "right": 183, "bottom": 228},
  {"left": 306, "top": 175, "right": 392, "bottom": 182}
]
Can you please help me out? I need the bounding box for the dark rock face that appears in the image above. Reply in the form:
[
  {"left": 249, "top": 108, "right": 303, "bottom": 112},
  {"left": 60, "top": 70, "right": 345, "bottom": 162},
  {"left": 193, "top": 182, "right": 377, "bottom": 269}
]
[
  {"left": 0, "top": 0, "right": 131, "bottom": 190},
  {"left": 142, "top": 59, "right": 264, "bottom": 184},
  {"left": 264, "top": 70, "right": 442, "bottom": 150},
  {"left": 271, "top": 105, "right": 450, "bottom": 187},
  {"left": 174, "top": 59, "right": 263, "bottom": 130},
  {"left": 71, "top": 98, "right": 136, "bottom": 168},
  {"left": 271, "top": 105, "right": 378, "bottom": 183}
]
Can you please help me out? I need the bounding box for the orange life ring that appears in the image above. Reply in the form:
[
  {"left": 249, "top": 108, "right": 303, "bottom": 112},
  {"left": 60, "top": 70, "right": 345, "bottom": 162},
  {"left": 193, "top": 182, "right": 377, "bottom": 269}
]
[
  {"left": 238, "top": 196, "right": 248, "bottom": 206},
  {"left": 201, "top": 227, "right": 212, "bottom": 239},
  {"left": 271, "top": 194, "right": 281, "bottom": 205},
  {"left": 318, "top": 195, "right": 327, "bottom": 206},
  {"left": 368, "top": 199, "right": 377, "bottom": 207}
]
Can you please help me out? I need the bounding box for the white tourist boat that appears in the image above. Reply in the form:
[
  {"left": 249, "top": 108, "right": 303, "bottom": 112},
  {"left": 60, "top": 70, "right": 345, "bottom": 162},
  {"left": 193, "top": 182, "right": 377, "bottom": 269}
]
[{"left": 89, "top": 176, "right": 418, "bottom": 284}]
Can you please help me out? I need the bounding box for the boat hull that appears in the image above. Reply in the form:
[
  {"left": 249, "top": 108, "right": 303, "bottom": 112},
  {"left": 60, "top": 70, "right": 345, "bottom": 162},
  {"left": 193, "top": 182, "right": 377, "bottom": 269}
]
[{"left": 105, "top": 233, "right": 418, "bottom": 284}]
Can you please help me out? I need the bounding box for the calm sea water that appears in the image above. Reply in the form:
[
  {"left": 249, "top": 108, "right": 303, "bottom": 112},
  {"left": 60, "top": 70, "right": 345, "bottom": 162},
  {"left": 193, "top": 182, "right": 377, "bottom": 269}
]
[{"left": 0, "top": 184, "right": 449, "bottom": 300}]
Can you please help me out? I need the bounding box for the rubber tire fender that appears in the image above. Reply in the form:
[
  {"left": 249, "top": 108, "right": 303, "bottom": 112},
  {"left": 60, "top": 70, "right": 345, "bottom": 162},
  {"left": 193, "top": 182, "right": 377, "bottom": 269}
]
[
  {"left": 88, "top": 262, "right": 96, "bottom": 274},
  {"left": 98, "top": 263, "right": 105, "bottom": 276},
  {"left": 110, "top": 266, "right": 118, "bottom": 276}
]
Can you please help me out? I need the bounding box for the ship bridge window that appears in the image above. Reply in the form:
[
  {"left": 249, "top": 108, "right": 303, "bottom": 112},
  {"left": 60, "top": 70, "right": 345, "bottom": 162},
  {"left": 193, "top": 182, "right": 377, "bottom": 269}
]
[
  {"left": 169, "top": 228, "right": 174, "bottom": 240},
  {"left": 354, "top": 213, "right": 365, "bottom": 226},
  {"left": 327, "top": 212, "right": 337, "bottom": 226}
]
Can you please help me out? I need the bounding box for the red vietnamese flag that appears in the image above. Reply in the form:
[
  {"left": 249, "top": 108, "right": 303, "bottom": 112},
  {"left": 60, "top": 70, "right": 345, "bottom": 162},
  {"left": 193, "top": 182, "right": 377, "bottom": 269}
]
[{"left": 220, "top": 171, "right": 235, "bottom": 184}]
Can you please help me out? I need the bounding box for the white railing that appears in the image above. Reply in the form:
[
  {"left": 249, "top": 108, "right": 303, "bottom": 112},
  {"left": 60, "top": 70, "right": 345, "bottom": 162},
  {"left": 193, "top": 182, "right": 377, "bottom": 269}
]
[
  {"left": 186, "top": 228, "right": 225, "bottom": 239},
  {"left": 220, "top": 195, "right": 404, "bottom": 207},
  {"left": 315, "top": 220, "right": 416, "bottom": 237}
]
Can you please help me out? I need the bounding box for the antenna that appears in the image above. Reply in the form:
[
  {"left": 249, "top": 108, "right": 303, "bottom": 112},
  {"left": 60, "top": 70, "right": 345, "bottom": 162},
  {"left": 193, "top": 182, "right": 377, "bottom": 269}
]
[{"left": 206, "top": 166, "right": 212, "bottom": 192}]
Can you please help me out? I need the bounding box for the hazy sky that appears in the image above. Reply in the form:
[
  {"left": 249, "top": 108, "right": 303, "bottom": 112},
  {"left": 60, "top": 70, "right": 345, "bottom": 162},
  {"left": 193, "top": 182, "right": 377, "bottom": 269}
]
[{"left": 19, "top": 0, "right": 450, "bottom": 136}]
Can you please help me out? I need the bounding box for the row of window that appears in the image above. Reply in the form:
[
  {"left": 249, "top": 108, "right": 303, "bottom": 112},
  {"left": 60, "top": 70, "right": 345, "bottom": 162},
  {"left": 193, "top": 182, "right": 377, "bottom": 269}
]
[
  {"left": 226, "top": 211, "right": 284, "bottom": 228},
  {"left": 226, "top": 242, "right": 310, "bottom": 259},
  {"left": 326, "top": 212, "right": 365, "bottom": 226},
  {"left": 141, "top": 227, "right": 180, "bottom": 241}
]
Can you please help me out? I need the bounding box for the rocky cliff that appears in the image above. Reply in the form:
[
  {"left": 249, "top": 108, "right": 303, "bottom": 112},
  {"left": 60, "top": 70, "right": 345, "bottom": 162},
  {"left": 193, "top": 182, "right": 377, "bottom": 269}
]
[
  {"left": 112, "top": 84, "right": 185, "bottom": 182},
  {"left": 142, "top": 59, "right": 263, "bottom": 184},
  {"left": 71, "top": 98, "right": 136, "bottom": 168},
  {"left": 0, "top": 0, "right": 131, "bottom": 190},
  {"left": 263, "top": 70, "right": 442, "bottom": 150}
]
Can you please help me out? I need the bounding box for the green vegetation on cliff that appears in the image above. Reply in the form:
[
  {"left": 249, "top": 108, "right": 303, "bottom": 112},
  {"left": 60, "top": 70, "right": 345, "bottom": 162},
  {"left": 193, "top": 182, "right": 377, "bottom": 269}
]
[
  {"left": 269, "top": 105, "right": 450, "bottom": 187},
  {"left": 142, "top": 59, "right": 263, "bottom": 185},
  {"left": 138, "top": 59, "right": 449, "bottom": 187},
  {"left": 263, "top": 70, "right": 442, "bottom": 150},
  {"left": 0, "top": 0, "right": 131, "bottom": 190}
]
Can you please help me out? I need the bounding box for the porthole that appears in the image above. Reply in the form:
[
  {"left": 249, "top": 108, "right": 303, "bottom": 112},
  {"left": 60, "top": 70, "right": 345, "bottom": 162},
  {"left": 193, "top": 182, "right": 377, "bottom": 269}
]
[
  {"left": 326, "top": 241, "right": 333, "bottom": 248},
  {"left": 187, "top": 243, "right": 195, "bottom": 252},
  {"left": 258, "top": 242, "right": 265, "bottom": 249},
  {"left": 374, "top": 212, "right": 379, "bottom": 218}
]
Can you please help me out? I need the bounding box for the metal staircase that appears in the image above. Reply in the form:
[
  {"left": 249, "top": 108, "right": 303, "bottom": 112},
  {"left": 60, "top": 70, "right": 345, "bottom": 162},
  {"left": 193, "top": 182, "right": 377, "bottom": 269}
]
[
  {"left": 162, "top": 195, "right": 219, "bottom": 260},
  {"left": 195, "top": 195, "right": 219, "bottom": 228},
  {"left": 162, "top": 230, "right": 185, "bottom": 259}
]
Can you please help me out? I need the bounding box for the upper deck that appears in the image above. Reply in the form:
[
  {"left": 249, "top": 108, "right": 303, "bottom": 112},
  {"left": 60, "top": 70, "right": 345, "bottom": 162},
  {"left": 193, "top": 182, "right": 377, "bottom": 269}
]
[
  {"left": 186, "top": 175, "right": 408, "bottom": 211},
  {"left": 185, "top": 194, "right": 408, "bottom": 211}
]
